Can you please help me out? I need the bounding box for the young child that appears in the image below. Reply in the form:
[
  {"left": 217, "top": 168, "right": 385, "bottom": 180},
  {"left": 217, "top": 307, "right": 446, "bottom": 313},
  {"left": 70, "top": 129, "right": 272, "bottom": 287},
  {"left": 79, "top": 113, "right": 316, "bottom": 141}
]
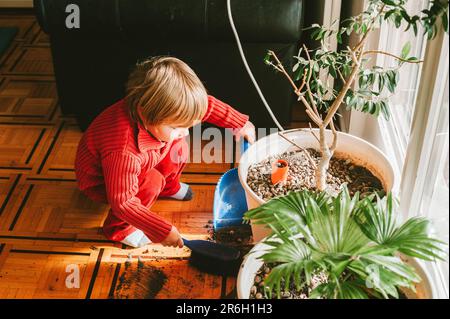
[{"left": 75, "top": 56, "right": 255, "bottom": 249}]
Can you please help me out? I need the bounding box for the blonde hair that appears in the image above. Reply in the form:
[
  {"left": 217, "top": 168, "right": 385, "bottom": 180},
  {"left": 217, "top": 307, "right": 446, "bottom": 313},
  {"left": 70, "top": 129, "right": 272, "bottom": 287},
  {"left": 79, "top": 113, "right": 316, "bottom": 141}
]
[{"left": 125, "top": 56, "right": 208, "bottom": 127}]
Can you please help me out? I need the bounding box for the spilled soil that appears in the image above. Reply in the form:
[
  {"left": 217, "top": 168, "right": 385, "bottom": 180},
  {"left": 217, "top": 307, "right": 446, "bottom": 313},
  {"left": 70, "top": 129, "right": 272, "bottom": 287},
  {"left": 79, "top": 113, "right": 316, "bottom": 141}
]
[
  {"left": 114, "top": 258, "right": 167, "bottom": 299},
  {"left": 206, "top": 220, "right": 254, "bottom": 261}
]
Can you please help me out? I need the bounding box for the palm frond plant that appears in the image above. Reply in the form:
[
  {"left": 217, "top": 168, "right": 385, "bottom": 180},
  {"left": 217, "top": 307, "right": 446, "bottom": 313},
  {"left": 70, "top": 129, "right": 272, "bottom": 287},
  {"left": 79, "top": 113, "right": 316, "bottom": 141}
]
[
  {"left": 264, "top": 0, "right": 449, "bottom": 191},
  {"left": 244, "top": 187, "right": 446, "bottom": 299}
]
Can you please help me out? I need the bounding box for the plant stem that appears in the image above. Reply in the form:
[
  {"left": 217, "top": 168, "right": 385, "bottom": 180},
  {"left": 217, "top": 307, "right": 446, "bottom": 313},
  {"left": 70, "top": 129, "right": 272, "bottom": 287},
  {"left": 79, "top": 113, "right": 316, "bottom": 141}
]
[
  {"left": 363, "top": 50, "right": 424, "bottom": 63},
  {"left": 329, "top": 120, "right": 338, "bottom": 152},
  {"left": 316, "top": 125, "right": 332, "bottom": 191},
  {"left": 308, "top": 122, "right": 321, "bottom": 144},
  {"left": 302, "top": 44, "right": 321, "bottom": 118},
  {"left": 322, "top": 51, "right": 362, "bottom": 128},
  {"left": 269, "top": 50, "right": 322, "bottom": 126}
]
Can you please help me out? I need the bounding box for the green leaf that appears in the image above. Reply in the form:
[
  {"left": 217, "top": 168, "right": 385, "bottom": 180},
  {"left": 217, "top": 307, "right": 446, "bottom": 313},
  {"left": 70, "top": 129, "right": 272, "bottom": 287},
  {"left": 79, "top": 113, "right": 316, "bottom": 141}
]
[
  {"left": 361, "top": 23, "right": 368, "bottom": 34},
  {"left": 354, "top": 193, "right": 398, "bottom": 244},
  {"left": 359, "top": 75, "right": 368, "bottom": 89},
  {"left": 329, "top": 65, "right": 337, "bottom": 78},
  {"left": 401, "top": 41, "right": 411, "bottom": 59},
  {"left": 400, "top": 9, "right": 411, "bottom": 23},
  {"left": 263, "top": 52, "right": 271, "bottom": 65},
  {"left": 348, "top": 259, "right": 412, "bottom": 299},
  {"left": 380, "top": 100, "right": 391, "bottom": 120},
  {"left": 413, "top": 22, "right": 418, "bottom": 36},
  {"left": 337, "top": 31, "right": 343, "bottom": 44},
  {"left": 313, "top": 62, "right": 320, "bottom": 73},
  {"left": 384, "top": 9, "right": 397, "bottom": 21},
  {"left": 378, "top": 73, "right": 385, "bottom": 92},
  {"left": 386, "top": 70, "right": 397, "bottom": 93},
  {"left": 361, "top": 255, "right": 421, "bottom": 283},
  {"left": 443, "top": 12, "right": 448, "bottom": 32},
  {"left": 354, "top": 194, "right": 446, "bottom": 261},
  {"left": 338, "top": 281, "right": 369, "bottom": 299},
  {"left": 395, "top": 14, "right": 403, "bottom": 28}
]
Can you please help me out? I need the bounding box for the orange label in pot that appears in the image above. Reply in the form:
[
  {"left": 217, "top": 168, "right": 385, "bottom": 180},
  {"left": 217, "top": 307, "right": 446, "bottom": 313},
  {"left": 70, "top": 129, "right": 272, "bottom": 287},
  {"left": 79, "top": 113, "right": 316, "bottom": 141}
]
[{"left": 271, "top": 159, "right": 289, "bottom": 185}]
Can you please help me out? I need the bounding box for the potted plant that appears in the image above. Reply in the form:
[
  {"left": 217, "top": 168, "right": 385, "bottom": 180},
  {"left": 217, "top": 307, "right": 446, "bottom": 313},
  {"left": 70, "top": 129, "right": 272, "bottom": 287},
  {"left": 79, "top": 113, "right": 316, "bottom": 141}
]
[
  {"left": 237, "top": 187, "right": 446, "bottom": 299},
  {"left": 238, "top": 0, "right": 449, "bottom": 241}
]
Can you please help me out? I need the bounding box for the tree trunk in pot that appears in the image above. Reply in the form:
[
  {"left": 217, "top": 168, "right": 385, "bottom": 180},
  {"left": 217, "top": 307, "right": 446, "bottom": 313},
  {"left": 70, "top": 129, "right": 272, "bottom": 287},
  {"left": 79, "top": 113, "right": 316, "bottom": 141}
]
[{"left": 316, "top": 126, "right": 333, "bottom": 191}]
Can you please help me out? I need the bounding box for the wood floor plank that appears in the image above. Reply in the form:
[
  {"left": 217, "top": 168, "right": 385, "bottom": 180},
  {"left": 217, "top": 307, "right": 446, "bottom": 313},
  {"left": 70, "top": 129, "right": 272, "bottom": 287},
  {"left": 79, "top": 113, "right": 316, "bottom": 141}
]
[
  {"left": 0, "top": 77, "right": 59, "bottom": 124},
  {"left": 3, "top": 47, "right": 54, "bottom": 75},
  {"left": 0, "top": 124, "right": 51, "bottom": 169},
  {"left": 0, "top": 247, "right": 93, "bottom": 299}
]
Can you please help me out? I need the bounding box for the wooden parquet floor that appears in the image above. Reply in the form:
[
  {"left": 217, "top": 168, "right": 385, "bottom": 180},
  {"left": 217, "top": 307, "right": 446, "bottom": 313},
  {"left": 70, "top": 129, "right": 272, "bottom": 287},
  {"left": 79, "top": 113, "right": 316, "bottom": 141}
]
[{"left": 0, "top": 10, "right": 307, "bottom": 299}]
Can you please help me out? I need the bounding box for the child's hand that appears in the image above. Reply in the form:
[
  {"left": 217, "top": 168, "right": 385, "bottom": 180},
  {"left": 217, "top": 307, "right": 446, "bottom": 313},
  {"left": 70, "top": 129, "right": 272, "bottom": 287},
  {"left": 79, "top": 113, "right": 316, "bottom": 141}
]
[
  {"left": 161, "top": 226, "right": 184, "bottom": 248},
  {"left": 234, "top": 121, "right": 256, "bottom": 144}
]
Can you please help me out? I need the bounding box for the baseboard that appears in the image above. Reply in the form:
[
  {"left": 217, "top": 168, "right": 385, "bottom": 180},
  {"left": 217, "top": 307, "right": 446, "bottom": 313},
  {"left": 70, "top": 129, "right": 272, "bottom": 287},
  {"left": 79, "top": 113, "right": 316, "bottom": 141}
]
[{"left": 0, "top": 0, "right": 33, "bottom": 8}]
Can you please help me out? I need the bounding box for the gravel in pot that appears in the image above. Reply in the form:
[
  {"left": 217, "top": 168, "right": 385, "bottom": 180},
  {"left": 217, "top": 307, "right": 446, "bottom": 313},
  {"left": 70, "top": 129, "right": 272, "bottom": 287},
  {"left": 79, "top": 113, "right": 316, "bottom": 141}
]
[{"left": 247, "top": 148, "right": 384, "bottom": 201}]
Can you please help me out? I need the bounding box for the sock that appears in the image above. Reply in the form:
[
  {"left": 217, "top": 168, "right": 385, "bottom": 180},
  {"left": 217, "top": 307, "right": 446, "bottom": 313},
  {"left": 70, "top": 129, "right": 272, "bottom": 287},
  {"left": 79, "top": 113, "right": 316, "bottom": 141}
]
[
  {"left": 121, "top": 229, "right": 151, "bottom": 248},
  {"left": 167, "top": 182, "right": 193, "bottom": 201}
]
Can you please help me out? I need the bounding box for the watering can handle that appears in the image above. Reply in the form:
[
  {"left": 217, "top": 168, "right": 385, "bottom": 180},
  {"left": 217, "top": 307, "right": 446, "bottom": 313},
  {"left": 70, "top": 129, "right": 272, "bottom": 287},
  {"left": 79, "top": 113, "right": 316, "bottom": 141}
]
[{"left": 241, "top": 139, "right": 250, "bottom": 154}]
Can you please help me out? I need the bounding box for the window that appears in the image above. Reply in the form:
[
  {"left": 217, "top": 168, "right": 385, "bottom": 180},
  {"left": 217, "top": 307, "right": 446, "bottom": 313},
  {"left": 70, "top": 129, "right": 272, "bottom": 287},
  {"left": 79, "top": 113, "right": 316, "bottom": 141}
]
[
  {"left": 377, "top": 0, "right": 429, "bottom": 174},
  {"left": 345, "top": 0, "right": 449, "bottom": 298},
  {"left": 405, "top": 35, "right": 449, "bottom": 297}
]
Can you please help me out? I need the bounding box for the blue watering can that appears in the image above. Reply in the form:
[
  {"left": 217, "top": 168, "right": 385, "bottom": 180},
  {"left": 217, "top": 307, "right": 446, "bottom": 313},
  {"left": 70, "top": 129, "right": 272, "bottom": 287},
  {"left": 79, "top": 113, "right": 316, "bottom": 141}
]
[{"left": 213, "top": 139, "right": 250, "bottom": 230}]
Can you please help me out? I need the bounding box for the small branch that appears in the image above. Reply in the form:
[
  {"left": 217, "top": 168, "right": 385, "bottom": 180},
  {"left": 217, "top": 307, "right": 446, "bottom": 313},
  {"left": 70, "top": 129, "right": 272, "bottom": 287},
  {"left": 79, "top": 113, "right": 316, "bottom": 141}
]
[
  {"left": 352, "top": 4, "right": 386, "bottom": 52},
  {"left": 303, "top": 101, "right": 323, "bottom": 126},
  {"left": 323, "top": 50, "right": 363, "bottom": 128},
  {"left": 302, "top": 44, "right": 321, "bottom": 119},
  {"left": 337, "top": 69, "right": 346, "bottom": 84},
  {"left": 348, "top": 46, "right": 361, "bottom": 65},
  {"left": 363, "top": 50, "right": 424, "bottom": 64},
  {"left": 268, "top": 51, "right": 299, "bottom": 94},
  {"left": 296, "top": 69, "right": 308, "bottom": 94},
  {"left": 266, "top": 61, "right": 284, "bottom": 73},
  {"left": 268, "top": 50, "right": 324, "bottom": 127},
  {"left": 278, "top": 131, "right": 317, "bottom": 169},
  {"left": 308, "top": 122, "right": 321, "bottom": 144}
]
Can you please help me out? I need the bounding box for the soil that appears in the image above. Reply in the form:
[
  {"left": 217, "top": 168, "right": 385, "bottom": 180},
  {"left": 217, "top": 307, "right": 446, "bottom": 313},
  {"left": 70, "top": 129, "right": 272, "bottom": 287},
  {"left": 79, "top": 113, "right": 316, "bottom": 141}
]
[
  {"left": 247, "top": 148, "right": 384, "bottom": 201},
  {"left": 114, "top": 257, "right": 167, "bottom": 299},
  {"left": 203, "top": 220, "right": 254, "bottom": 278},
  {"left": 208, "top": 224, "right": 254, "bottom": 256}
]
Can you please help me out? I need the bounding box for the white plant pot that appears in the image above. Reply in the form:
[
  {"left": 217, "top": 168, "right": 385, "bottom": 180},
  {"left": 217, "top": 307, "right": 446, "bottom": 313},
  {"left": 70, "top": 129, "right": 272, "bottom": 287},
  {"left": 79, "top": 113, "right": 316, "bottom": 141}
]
[
  {"left": 238, "top": 128, "right": 396, "bottom": 242},
  {"left": 237, "top": 242, "right": 435, "bottom": 299}
]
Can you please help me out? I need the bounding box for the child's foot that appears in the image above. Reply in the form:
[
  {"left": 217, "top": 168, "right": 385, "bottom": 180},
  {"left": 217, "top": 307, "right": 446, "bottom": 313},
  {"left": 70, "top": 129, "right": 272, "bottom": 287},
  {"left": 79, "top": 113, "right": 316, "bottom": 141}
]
[
  {"left": 120, "top": 229, "right": 151, "bottom": 248},
  {"left": 165, "top": 183, "right": 193, "bottom": 201}
]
